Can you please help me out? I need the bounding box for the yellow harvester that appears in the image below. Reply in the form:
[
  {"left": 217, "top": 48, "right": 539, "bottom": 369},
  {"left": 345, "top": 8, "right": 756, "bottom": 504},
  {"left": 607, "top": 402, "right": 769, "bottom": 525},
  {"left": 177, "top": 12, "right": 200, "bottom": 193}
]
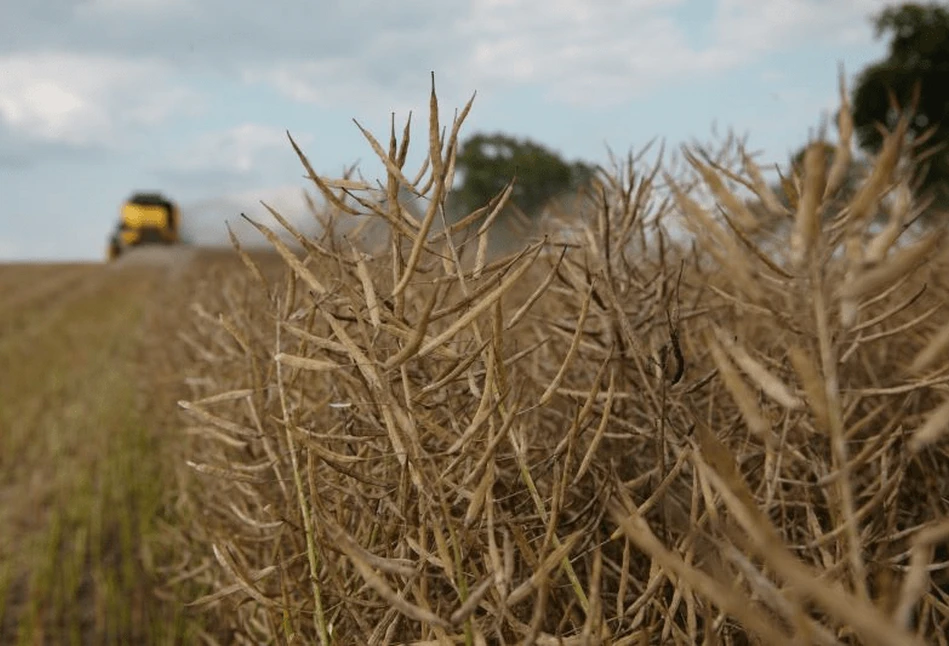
[{"left": 107, "top": 192, "right": 180, "bottom": 260}]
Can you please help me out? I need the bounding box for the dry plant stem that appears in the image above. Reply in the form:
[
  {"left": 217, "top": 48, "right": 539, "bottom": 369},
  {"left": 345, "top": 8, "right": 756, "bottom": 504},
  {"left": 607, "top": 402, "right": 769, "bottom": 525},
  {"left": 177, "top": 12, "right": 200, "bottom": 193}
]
[
  {"left": 511, "top": 428, "right": 590, "bottom": 614},
  {"left": 288, "top": 132, "right": 363, "bottom": 218},
  {"left": 538, "top": 280, "right": 596, "bottom": 407},
  {"left": 810, "top": 256, "right": 869, "bottom": 602},
  {"left": 908, "top": 398, "right": 949, "bottom": 453},
  {"left": 840, "top": 230, "right": 943, "bottom": 304},
  {"left": 910, "top": 317, "right": 949, "bottom": 375},
  {"left": 742, "top": 150, "right": 787, "bottom": 217},
  {"left": 790, "top": 140, "right": 827, "bottom": 266},
  {"left": 418, "top": 241, "right": 545, "bottom": 358},
  {"left": 894, "top": 520, "right": 949, "bottom": 629},
  {"left": 165, "top": 79, "right": 949, "bottom": 644},
  {"left": 707, "top": 337, "right": 773, "bottom": 446},
  {"left": 691, "top": 454, "right": 926, "bottom": 646},
  {"left": 274, "top": 301, "right": 330, "bottom": 646},
  {"left": 572, "top": 366, "right": 616, "bottom": 486},
  {"left": 475, "top": 179, "right": 516, "bottom": 278},
  {"left": 841, "top": 302, "right": 941, "bottom": 364},
  {"left": 392, "top": 80, "right": 475, "bottom": 298},
  {"left": 607, "top": 497, "right": 791, "bottom": 643},
  {"left": 825, "top": 64, "right": 854, "bottom": 201}
]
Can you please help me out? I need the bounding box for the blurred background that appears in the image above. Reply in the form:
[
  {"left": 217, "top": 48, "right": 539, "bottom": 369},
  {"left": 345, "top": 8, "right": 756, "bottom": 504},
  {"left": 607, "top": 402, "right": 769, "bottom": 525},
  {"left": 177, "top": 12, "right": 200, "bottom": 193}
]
[{"left": 0, "top": 0, "right": 941, "bottom": 261}]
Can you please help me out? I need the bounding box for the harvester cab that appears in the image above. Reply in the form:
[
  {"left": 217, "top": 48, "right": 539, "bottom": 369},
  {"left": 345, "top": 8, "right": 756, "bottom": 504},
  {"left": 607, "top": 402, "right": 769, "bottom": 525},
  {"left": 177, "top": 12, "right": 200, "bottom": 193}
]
[{"left": 107, "top": 192, "right": 180, "bottom": 260}]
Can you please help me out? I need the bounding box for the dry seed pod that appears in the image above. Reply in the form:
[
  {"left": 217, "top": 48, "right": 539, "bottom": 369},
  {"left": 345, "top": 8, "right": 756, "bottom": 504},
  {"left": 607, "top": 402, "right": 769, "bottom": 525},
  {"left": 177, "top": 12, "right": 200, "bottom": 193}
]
[
  {"left": 707, "top": 335, "right": 775, "bottom": 447},
  {"left": 788, "top": 345, "right": 830, "bottom": 432},
  {"left": 790, "top": 142, "right": 828, "bottom": 267},
  {"left": 909, "top": 319, "right": 949, "bottom": 375},
  {"left": 840, "top": 298, "right": 859, "bottom": 329},
  {"left": 669, "top": 175, "right": 762, "bottom": 300},
  {"left": 839, "top": 229, "right": 942, "bottom": 303},
  {"left": 848, "top": 114, "right": 910, "bottom": 226},
  {"left": 908, "top": 398, "right": 949, "bottom": 453},
  {"left": 742, "top": 150, "right": 787, "bottom": 218},
  {"left": 865, "top": 180, "right": 911, "bottom": 266},
  {"left": 840, "top": 236, "right": 865, "bottom": 327},
  {"left": 824, "top": 67, "right": 854, "bottom": 200},
  {"left": 780, "top": 172, "right": 801, "bottom": 212},
  {"left": 712, "top": 326, "right": 802, "bottom": 409},
  {"left": 688, "top": 153, "right": 759, "bottom": 232}
]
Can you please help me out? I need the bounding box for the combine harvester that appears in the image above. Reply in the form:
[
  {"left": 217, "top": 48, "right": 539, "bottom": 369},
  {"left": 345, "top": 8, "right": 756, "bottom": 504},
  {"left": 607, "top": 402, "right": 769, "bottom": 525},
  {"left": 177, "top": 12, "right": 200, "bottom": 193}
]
[{"left": 107, "top": 192, "right": 181, "bottom": 261}]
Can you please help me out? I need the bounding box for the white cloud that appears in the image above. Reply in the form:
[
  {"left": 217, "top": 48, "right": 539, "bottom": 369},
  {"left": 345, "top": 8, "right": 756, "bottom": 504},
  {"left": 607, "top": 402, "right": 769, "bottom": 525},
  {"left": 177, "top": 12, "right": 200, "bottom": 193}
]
[
  {"left": 0, "top": 0, "right": 905, "bottom": 121},
  {"left": 242, "top": 60, "right": 422, "bottom": 115},
  {"left": 0, "top": 52, "right": 199, "bottom": 147},
  {"left": 154, "top": 124, "right": 318, "bottom": 195},
  {"left": 247, "top": 1, "right": 706, "bottom": 110},
  {"left": 455, "top": 0, "right": 898, "bottom": 106},
  {"left": 710, "top": 0, "right": 894, "bottom": 52},
  {"left": 460, "top": 0, "right": 703, "bottom": 99},
  {"left": 242, "top": 0, "right": 899, "bottom": 111},
  {"left": 172, "top": 124, "right": 300, "bottom": 174}
]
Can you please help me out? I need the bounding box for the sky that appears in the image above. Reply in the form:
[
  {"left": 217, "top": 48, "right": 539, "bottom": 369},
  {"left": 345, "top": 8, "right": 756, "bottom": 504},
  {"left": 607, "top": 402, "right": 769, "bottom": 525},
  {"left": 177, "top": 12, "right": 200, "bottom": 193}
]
[{"left": 0, "top": 0, "right": 908, "bottom": 262}]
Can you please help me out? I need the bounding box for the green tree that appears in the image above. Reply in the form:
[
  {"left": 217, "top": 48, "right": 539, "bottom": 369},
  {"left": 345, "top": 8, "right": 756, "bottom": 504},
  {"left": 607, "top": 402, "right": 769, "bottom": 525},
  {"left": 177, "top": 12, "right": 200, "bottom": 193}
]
[
  {"left": 451, "top": 132, "right": 595, "bottom": 219},
  {"left": 851, "top": 2, "right": 949, "bottom": 204}
]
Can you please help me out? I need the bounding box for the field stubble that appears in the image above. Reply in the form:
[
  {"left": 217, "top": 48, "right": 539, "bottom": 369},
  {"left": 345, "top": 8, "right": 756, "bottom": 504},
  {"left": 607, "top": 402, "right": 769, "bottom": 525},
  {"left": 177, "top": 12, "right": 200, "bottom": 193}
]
[
  {"left": 0, "top": 248, "right": 287, "bottom": 644},
  {"left": 164, "top": 75, "right": 949, "bottom": 644}
]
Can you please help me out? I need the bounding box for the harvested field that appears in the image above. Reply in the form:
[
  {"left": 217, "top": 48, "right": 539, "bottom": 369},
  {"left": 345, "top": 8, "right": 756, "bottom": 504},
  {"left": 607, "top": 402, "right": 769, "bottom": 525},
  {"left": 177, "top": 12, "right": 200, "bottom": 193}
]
[
  {"left": 0, "top": 248, "right": 282, "bottom": 644},
  {"left": 5, "top": 76, "right": 949, "bottom": 646}
]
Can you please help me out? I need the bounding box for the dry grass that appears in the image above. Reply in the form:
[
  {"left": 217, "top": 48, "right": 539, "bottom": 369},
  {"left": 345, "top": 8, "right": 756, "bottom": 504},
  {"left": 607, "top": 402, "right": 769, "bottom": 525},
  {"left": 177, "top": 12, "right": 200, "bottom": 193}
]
[{"left": 169, "top": 73, "right": 949, "bottom": 645}]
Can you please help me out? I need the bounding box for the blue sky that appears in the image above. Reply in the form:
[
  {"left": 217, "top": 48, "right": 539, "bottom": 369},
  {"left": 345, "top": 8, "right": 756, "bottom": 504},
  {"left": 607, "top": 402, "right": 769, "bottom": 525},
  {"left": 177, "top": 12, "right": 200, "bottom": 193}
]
[{"left": 0, "top": 0, "right": 905, "bottom": 261}]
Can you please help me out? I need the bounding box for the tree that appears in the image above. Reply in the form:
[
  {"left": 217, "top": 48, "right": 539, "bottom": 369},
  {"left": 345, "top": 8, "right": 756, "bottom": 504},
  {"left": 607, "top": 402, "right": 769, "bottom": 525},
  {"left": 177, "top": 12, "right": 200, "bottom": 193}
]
[
  {"left": 851, "top": 2, "right": 949, "bottom": 205},
  {"left": 451, "top": 133, "right": 595, "bottom": 219}
]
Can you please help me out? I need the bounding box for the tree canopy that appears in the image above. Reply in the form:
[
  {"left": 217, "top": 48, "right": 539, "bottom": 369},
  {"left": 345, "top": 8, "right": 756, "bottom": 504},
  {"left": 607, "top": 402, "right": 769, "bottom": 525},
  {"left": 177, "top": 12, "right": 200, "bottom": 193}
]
[
  {"left": 451, "top": 133, "right": 595, "bottom": 219},
  {"left": 851, "top": 2, "right": 949, "bottom": 203}
]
